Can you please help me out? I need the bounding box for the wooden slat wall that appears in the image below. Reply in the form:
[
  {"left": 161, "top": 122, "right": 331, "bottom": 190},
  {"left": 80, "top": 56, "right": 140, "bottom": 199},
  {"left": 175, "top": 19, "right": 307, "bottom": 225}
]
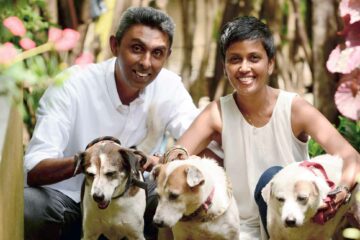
[{"left": 0, "top": 98, "right": 24, "bottom": 240}]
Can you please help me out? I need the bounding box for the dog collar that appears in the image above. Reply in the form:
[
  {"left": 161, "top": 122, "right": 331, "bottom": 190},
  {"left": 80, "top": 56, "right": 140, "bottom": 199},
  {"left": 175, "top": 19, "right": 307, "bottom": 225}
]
[
  {"left": 180, "top": 187, "right": 215, "bottom": 222},
  {"left": 112, "top": 171, "right": 147, "bottom": 199},
  {"left": 299, "top": 161, "right": 335, "bottom": 189}
]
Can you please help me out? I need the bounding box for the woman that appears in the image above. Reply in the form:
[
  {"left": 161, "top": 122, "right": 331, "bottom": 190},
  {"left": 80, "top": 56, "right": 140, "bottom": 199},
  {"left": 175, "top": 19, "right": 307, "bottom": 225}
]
[{"left": 168, "top": 16, "right": 359, "bottom": 239}]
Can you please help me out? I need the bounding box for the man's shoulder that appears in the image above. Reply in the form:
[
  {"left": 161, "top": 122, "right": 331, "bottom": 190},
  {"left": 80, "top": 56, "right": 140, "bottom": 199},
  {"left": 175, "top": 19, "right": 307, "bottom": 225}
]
[
  {"left": 156, "top": 68, "right": 182, "bottom": 84},
  {"left": 61, "top": 59, "right": 113, "bottom": 87}
]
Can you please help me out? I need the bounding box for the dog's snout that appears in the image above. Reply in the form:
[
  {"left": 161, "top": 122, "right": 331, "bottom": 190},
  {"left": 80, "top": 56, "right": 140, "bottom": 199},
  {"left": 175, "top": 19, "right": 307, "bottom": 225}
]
[
  {"left": 153, "top": 219, "right": 166, "bottom": 228},
  {"left": 93, "top": 193, "right": 104, "bottom": 203},
  {"left": 285, "top": 217, "right": 297, "bottom": 227}
]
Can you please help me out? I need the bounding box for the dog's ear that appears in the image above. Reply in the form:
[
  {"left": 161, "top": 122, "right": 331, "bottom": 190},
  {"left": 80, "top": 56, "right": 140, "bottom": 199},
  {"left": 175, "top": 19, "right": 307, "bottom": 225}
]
[
  {"left": 150, "top": 164, "right": 162, "bottom": 182},
  {"left": 119, "top": 149, "right": 137, "bottom": 172},
  {"left": 185, "top": 165, "right": 204, "bottom": 188},
  {"left": 132, "top": 150, "right": 148, "bottom": 168},
  {"left": 261, "top": 181, "right": 273, "bottom": 204},
  {"left": 74, "top": 151, "right": 87, "bottom": 174}
]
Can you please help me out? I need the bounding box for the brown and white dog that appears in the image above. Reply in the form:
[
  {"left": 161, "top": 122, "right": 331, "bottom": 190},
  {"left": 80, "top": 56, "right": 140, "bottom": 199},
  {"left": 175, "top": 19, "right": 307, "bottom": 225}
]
[
  {"left": 78, "top": 138, "right": 148, "bottom": 240},
  {"left": 262, "top": 154, "right": 356, "bottom": 240},
  {"left": 151, "top": 156, "right": 240, "bottom": 240}
]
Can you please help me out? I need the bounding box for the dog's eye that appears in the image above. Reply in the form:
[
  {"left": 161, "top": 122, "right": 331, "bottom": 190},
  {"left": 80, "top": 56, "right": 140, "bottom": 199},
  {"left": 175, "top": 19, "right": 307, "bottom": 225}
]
[
  {"left": 86, "top": 172, "right": 95, "bottom": 178},
  {"left": 297, "top": 195, "right": 308, "bottom": 202},
  {"left": 276, "top": 197, "right": 285, "bottom": 203},
  {"left": 105, "top": 171, "right": 116, "bottom": 178},
  {"left": 169, "top": 192, "right": 179, "bottom": 201}
]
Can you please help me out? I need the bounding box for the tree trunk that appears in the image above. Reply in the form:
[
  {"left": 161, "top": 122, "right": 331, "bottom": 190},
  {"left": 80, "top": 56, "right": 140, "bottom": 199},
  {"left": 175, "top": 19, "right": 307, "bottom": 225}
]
[{"left": 312, "top": 0, "right": 339, "bottom": 122}]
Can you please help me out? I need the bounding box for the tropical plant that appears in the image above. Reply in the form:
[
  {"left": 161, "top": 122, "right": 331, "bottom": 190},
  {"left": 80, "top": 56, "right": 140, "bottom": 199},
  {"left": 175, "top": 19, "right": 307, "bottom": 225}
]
[{"left": 0, "top": 8, "right": 93, "bottom": 138}]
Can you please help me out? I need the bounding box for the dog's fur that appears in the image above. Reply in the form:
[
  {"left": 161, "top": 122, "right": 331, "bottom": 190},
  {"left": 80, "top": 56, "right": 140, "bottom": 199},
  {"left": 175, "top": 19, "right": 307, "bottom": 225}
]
[
  {"left": 151, "top": 156, "right": 240, "bottom": 240},
  {"left": 79, "top": 140, "right": 147, "bottom": 240},
  {"left": 262, "top": 154, "right": 356, "bottom": 240}
]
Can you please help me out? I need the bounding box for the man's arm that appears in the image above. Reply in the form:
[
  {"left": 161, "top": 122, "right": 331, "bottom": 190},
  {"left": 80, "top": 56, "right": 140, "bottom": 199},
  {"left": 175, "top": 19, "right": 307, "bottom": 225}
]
[{"left": 27, "top": 156, "right": 78, "bottom": 186}]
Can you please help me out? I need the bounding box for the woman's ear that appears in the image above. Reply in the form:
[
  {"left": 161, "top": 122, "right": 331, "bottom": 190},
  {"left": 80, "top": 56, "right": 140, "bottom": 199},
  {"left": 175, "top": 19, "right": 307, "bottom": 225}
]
[
  {"left": 268, "top": 58, "right": 275, "bottom": 75},
  {"left": 109, "top": 36, "right": 118, "bottom": 56}
]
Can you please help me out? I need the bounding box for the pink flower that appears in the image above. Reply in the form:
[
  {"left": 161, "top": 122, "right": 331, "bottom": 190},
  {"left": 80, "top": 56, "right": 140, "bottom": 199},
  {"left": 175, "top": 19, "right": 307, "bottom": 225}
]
[
  {"left": 340, "top": 0, "right": 360, "bottom": 24},
  {"left": 3, "top": 16, "right": 26, "bottom": 37},
  {"left": 326, "top": 45, "right": 360, "bottom": 74},
  {"left": 48, "top": 27, "right": 63, "bottom": 42},
  {"left": 334, "top": 69, "right": 360, "bottom": 120},
  {"left": 75, "top": 52, "right": 95, "bottom": 65},
  {"left": 0, "top": 42, "right": 18, "bottom": 64},
  {"left": 19, "top": 38, "right": 36, "bottom": 50},
  {"left": 48, "top": 27, "right": 80, "bottom": 51}
]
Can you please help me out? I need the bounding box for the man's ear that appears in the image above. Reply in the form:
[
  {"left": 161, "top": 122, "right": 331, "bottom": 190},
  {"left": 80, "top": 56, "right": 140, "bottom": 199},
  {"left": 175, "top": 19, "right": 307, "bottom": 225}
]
[
  {"left": 109, "top": 36, "right": 118, "bottom": 55},
  {"left": 167, "top": 48, "right": 172, "bottom": 57}
]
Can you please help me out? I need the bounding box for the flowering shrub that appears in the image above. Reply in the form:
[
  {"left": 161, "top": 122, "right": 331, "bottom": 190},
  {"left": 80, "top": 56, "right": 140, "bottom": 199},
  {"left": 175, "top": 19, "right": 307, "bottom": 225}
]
[
  {"left": 0, "top": 11, "right": 94, "bottom": 137},
  {"left": 326, "top": 0, "right": 360, "bottom": 121},
  {"left": 325, "top": 3, "right": 360, "bottom": 239}
]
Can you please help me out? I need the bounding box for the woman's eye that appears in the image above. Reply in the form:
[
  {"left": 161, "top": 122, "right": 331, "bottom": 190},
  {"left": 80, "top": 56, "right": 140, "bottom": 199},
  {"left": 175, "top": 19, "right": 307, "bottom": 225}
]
[
  {"left": 250, "top": 55, "right": 260, "bottom": 62},
  {"left": 228, "top": 56, "right": 240, "bottom": 63}
]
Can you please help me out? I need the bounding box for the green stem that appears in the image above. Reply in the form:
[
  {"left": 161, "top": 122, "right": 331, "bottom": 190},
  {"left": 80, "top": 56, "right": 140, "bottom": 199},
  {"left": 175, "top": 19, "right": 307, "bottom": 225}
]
[{"left": 10, "top": 42, "right": 54, "bottom": 65}]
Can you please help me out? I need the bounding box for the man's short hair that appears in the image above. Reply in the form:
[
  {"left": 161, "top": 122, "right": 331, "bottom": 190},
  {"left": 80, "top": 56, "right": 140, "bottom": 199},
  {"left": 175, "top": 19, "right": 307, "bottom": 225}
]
[
  {"left": 115, "top": 7, "right": 175, "bottom": 48},
  {"left": 219, "top": 16, "right": 276, "bottom": 61}
]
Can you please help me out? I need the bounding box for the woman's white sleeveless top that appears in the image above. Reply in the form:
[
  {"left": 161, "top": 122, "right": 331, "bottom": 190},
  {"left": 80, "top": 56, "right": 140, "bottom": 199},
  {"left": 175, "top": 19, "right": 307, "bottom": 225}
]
[{"left": 220, "top": 90, "right": 309, "bottom": 239}]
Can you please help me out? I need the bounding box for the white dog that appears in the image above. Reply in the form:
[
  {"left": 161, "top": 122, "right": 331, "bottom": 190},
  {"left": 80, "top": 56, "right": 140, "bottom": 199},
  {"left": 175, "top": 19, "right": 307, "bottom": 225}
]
[
  {"left": 79, "top": 138, "right": 147, "bottom": 240},
  {"left": 151, "top": 156, "right": 240, "bottom": 240},
  {"left": 262, "top": 154, "right": 355, "bottom": 240}
]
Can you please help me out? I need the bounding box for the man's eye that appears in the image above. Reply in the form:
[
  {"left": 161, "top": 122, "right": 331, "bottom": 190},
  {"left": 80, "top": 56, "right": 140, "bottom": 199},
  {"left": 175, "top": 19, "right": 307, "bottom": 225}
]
[
  {"left": 169, "top": 192, "right": 179, "bottom": 200},
  {"left": 153, "top": 49, "right": 163, "bottom": 58},
  {"left": 132, "top": 45, "right": 142, "bottom": 53}
]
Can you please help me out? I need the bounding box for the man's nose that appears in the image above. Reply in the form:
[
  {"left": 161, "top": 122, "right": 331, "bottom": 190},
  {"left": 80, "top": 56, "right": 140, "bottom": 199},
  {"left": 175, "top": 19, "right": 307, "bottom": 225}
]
[{"left": 139, "top": 52, "right": 151, "bottom": 69}]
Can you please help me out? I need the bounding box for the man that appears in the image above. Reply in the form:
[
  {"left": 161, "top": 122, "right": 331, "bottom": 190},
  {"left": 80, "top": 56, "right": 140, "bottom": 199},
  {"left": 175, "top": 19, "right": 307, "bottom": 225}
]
[{"left": 24, "top": 7, "right": 199, "bottom": 240}]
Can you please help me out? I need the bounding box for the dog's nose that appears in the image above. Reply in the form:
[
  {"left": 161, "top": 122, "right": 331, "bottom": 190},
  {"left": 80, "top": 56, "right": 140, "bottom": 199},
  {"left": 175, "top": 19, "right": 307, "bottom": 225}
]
[
  {"left": 153, "top": 219, "right": 165, "bottom": 228},
  {"left": 93, "top": 193, "right": 104, "bottom": 203},
  {"left": 285, "top": 217, "right": 297, "bottom": 227}
]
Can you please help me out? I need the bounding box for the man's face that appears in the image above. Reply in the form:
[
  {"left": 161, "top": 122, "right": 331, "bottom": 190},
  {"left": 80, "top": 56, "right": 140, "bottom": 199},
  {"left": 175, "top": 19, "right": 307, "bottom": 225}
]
[{"left": 111, "top": 24, "right": 171, "bottom": 91}]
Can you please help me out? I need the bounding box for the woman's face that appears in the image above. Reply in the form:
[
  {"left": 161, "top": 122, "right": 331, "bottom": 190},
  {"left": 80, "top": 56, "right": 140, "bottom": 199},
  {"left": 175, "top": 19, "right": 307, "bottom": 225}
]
[{"left": 224, "top": 39, "right": 274, "bottom": 96}]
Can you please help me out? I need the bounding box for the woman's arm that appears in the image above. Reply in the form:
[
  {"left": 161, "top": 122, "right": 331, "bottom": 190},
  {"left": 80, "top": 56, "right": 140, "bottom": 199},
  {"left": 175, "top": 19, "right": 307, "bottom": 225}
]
[
  {"left": 177, "top": 100, "right": 222, "bottom": 156},
  {"left": 291, "top": 96, "right": 359, "bottom": 188}
]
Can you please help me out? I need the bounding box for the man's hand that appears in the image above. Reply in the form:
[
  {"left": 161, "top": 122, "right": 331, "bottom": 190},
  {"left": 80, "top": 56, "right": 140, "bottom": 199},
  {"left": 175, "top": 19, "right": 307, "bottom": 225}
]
[
  {"left": 142, "top": 155, "right": 161, "bottom": 172},
  {"left": 313, "top": 185, "right": 351, "bottom": 224}
]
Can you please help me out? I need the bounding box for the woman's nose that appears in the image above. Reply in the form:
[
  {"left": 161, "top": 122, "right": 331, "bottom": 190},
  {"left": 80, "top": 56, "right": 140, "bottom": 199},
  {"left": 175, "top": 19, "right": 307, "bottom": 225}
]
[{"left": 239, "top": 61, "right": 250, "bottom": 72}]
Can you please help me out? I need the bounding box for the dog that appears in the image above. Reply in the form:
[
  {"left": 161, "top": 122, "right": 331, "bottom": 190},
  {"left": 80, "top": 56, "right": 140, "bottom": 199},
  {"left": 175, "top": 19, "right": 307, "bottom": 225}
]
[
  {"left": 78, "top": 137, "right": 148, "bottom": 240},
  {"left": 151, "top": 156, "right": 240, "bottom": 240},
  {"left": 262, "top": 154, "right": 356, "bottom": 240}
]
